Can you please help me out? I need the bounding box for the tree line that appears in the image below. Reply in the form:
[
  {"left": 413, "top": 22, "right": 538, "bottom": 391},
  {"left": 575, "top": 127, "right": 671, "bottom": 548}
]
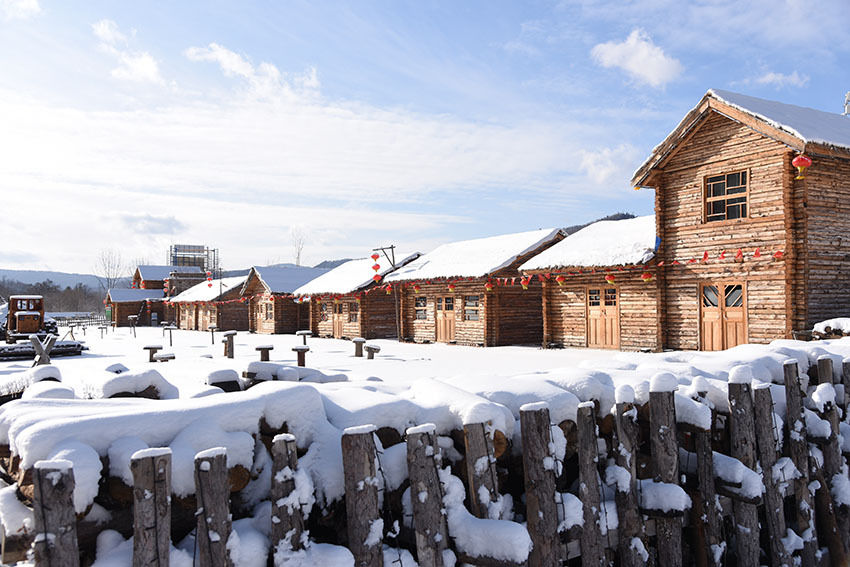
[{"left": 0, "top": 277, "right": 103, "bottom": 313}]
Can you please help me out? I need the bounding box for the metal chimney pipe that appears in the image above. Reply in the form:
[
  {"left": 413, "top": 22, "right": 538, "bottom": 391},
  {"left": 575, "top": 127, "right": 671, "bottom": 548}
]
[{"left": 844, "top": 91, "right": 850, "bottom": 116}]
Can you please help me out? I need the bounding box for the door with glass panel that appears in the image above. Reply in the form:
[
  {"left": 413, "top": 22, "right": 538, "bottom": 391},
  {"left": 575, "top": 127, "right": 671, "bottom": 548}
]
[
  {"left": 587, "top": 287, "right": 619, "bottom": 349},
  {"left": 701, "top": 283, "right": 746, "bottom": 351},
  {"left": 435, "top": 296, "right": 456, "bottom": 342}
]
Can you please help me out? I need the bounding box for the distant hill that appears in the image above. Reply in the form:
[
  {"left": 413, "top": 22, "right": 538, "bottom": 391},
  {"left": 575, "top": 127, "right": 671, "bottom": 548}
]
[
  {"left": 0, "top": 268, "right": 109, "bottom": 290},
  {"left": 563, "top": 212, "right": 636, "bottom": 236},
  {"left": 313, "top": 258, "right": 352, "bottom": 270}
]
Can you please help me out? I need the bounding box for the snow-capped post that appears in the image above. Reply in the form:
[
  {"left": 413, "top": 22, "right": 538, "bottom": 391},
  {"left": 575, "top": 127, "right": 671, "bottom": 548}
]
[
  {"left": 649, "top": 372, "right": 682, "bottom": 567},
  {"left": 612, "top": 386, "right": 646, "bottom": 567},
  {"left": 462, "top": 422, "right": 499, "bottom": 519},
  {"left": 817, "top": 354, "right": 834, "bottom": 386},
  {"left": 222, "top": 330, "right": 236, "bottom": 359},
  {"left": 271, "top": 433, "right": 305, "bottom": 554},
  {"left": 32, "top": 459, "right": 79, "bottom": 567},
  {"left": 814, "top": 374, "right": 850, "bottom": 551},
  {"left": 577, "top": 401, "right": 605, "bottom": 566},
  {"left": 406, "top": 423, "right": 449, "bottom": 567},
  {"left": 691, "top": 381, "right": 722, "bottom": 567},
  {"left": 842, "top": 358, "right": 850, "bottom": 418},
  {"left": 341, "top": 425, "right": 383, "bottom": 567},
  {"left": 782, "top": 360, "right": 818, "bottom": 567},
  {"left": 194, "top": 447, "right": 232, "bottom": 567},
  {"left": 292, "top": 345, "right": 309, "bottom": 367},
  {"left": 353, "top": 337, "right": 366, "bottom": 357},
  {"left": 727, "top": 366, "right": 759, "bottom": 567},
  {"left": 131, "top": 447, "right": 172, "bottom": 567},
  {"left": 752, "top": 383, "right": 792, "bottom": 567},
  {"left": 520, "top": 402, "right": 563, "bottom": 567},
  {"left": 209, "top": 325, "right": 217, "bottom": 345}
]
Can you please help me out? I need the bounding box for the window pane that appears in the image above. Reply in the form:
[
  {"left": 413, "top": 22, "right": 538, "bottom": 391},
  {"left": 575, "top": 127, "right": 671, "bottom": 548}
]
[
  {"left": 415, "top": 297, "right": 426, "bottom": 308},
  {"left": 588, "top": 289, "right": 600, "bottom": 306},
  {"left": 726, "top": 172, "right": 740, "bottom": 187},
  {"left": 436, "top": 298, "right": 442, "bottom": 310},
  {"left": 445, "top": 298, "right": 454, "bottom": 310},
  {"left": 707, "top": 175, "right": 724, "bottom": 184},
  {"left": 604, "top": 288, "right": 617, "bottom": 306},
  {"left": 702, "top": 286, "right": 719, "bottom": 307},
  {"left": 725, "top": 285, "right": 743, "bottom": 307},
  {"left": 741, "top": 171, "right": 747, "bottom": 184}
]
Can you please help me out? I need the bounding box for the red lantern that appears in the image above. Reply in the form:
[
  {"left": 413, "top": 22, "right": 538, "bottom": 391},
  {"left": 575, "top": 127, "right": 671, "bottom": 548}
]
[
  {"left": 371, "top": 253, "right": 380, "bottom": 261},
  {"left": 140, "top": 281, "right": 146, "bottom": 289},
  {"left": 447, "top": 282, "right": 456, "bottom": 292},
  {"left": 520, "top": 277, "right": 530, "bottom": 290},
  {"left": 385, "top": 284, "right": 392, "bottom": 295},
  {"left": 484, "top": 282, "right": 494, "bottom": 292},
  {"left": 208, "top": 283, "right": 213, "bottom": 288},
  {"left": 373, "top": 274, "right": 382, "bottom": 283},
  {"left": 555, "top": 275, "right": 565, "bottom": 286},
  {"left": 605, "top": 274, "right": 615, "bottom": 285},
  {"left": 102, "top": 299, "right": 107, "bottom": 305},
  {"left": 206, "top": 270, "right": 212, "bottom": 276},
  {"left": 792, "top": 154, "right": 812, "bottom": 179},
  {"left": 413, "top": 284, "right": 421, "bottom": 293},
  {"left": 640, "top": 272, "right": 653, "bottom": 283},
  {"left": 372, "top": 264, "right": 381, "bottom": 272}
]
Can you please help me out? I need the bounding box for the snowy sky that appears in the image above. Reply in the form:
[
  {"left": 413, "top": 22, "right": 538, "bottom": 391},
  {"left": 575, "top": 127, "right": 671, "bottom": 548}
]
[{"left": 2, "top": 0, "right": 849, "bottom": 273}]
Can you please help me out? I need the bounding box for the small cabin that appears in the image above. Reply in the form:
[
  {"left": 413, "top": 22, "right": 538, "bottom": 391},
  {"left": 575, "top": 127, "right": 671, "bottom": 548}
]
[
  {"left": 240, "top": 265, "right": 329, "bottom": 334},
  {"left": 105, "top": 289, "right": 165, "bottom": 327},
  {"left": 385, "top": 228, "right": 564, "bottom": 346},
  {"left": 169, "top": 276, "right": 249, "bottom": 331},
  {"left": 632, "top": 89, "right": 850, "bottom": 350},
  {"left": 520, "top": 216, "right": 660, "bottom": 351},
  {"left": 293, "top": 253, "right": 421, "bottom": 339},
  {"left": 132, "top": 265, "right": 203, "bottom": 290}
]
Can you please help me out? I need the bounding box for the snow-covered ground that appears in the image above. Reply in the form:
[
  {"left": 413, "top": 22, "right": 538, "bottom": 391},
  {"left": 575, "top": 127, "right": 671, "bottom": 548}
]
[{"left": 2, "top": 325, "right": 850, "bottom": 565}]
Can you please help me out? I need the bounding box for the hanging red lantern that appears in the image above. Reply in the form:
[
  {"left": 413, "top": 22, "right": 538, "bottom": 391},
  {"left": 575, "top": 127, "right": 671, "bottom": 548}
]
[
  {"left": 372, "top": 264, "right": 381, "bottom": 272},
  {"left": 792, "top": 154, "right": 812, "bottom": 179},
  {"left": 206, "top": 270, "right": 212, "bottom": 276},
  {"left": 373, "top": 274, "right": 382, "bottom": 283},
  {"left": 208, "top": 283, "right": 213, "bottom": 288},
  {"left": 371, "top": 253, "right": 380, "bottom": 261},
  {"left": 555, "top": 275, "right": 566, "bottom": 286},
  {"left": 140, "top": 281, "right": 146, "bottom": 289},
  {"left": 640, "top": 272, "right": 653, "bottom": 283},
  {"left": 413, "top": 283, "right": 421, "bottom": 293},
  {"left": 520, "top": 277, "right": 530, "bottom": 290},
  {"left": 385, "top": 284, "right": 393, "bottom": 295},
  {"left": 447, "top": 282, "right": 456, "bottom": 292},
  {"left": 103, "top": 299, "right": 107, "bottom": 305},
  {"left": 484, "top": 281, "right": 494, "bottom": 292},
  {"left": 605, "top": 274, "right": 616, "bottom": 285}
]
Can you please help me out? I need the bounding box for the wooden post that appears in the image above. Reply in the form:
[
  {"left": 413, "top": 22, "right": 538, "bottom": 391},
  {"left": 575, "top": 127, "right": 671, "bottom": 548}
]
[
  {"left": 463, "top": 422, "right": 498, "bottom": 519},
  {"left": 353, "top": 338, "right": 366, "bottom": 357},
  {"left": 520, "top": 402, "right": 563, "bottom": 567},
  {"left": 209, "top": 326, "right": 217, "bottom": 345},
  {"left": 406, "top": 423, "right": 449, "bottom": 567},
  {"left": 691, "top": 384, "right": 722, "bottom": 567},
  {"left": 271, "top": 434, "right": 305, "bottom": 554},
  {"left": 782, "top": 360, "right": 817, "bottom": 567},
  {"left": 131, "top": 447, "right": 172, "bottom": 567},
  {"left": 819, "top": 387, "right": 850, "bottom": 559},
  {"left": 650, "top": 374, "right": 681, "bottom": 567},
  {"left": 613, "top": 387, "right": 646, "bottom": 567},
  {"left": 728, "top": 371, "right": 759, "bottom": 567},
  {"left": 577, "top": 401, "right": 605, "bottom": 567},
  {"left": 752, "top": 383, "right": 792, "bottom": 567},
  {"left": 194, "top": 447, "right": 232, "bottom": 567},
  {"left": 842, "top": 358, "right": 850, "bottom": 419},
  {"left": 292, "top": 346, "right": 308, "bottom": 367},
  {"left": 222, "top": 331, "right": 236, "bottom": 359},
  {"left": 341, "top": 425, "right": 383, "bottom": 567},
  {"left": 32, "top": 459, "right": 79, "bottom": 567}
]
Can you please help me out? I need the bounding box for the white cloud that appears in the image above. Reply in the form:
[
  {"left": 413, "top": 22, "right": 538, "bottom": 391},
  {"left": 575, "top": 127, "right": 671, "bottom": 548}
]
[
  {"left": 591, "top": 29, "right": 683, "bottom": 88},
  {"left": 92, "top": 19, "right": 163, "bottom": 85},
  {"left": 579, "top": 144, "right": 640, "bottom": 186},
  {"left": 754, "top": 70, "right": 809, "bottom": 88},
  {"left": 0, "top": 0, "right": 40, "bottom": 20}
]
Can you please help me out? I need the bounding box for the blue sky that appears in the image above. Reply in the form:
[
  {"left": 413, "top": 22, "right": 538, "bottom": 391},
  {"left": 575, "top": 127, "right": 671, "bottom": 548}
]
[{"left": 1, "top": 0, "right": 848, "bottom": 272}]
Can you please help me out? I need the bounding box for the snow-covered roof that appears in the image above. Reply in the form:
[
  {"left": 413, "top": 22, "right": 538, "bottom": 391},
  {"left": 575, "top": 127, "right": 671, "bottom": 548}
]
[
  {"left": 248, "top": 265, "right": 330, "bottom": 294},
  {"left": 520, "top": 216, "right": 656, "bottom": 271},
  {"left": 137, "top": 265, "right": 202, "bottom": 281},
  {"left": 293, "top": 253, "right": 421, "bottom": 296},
  {"left": 107, "top": 289, "right": 165, "bottom": 303},
  {"left": 385, "top": 228, "right": 562, "bottom": 282},
  {"left": 710, "top": 89, "right": 850, "bottom": 151},
  {"left": 169, "top": 276, "right": 247, "bottom": 303}
]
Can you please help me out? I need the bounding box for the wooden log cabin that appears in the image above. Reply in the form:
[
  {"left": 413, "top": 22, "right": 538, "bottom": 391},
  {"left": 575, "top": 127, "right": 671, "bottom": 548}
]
[
  {"left": 384, "top": 228, "right": 564, "bottom": 346},
  {"left": 632, "top": 89, "right": 850, "bottom": 350},
  {"left": 169, "top": 276, "right": 249, "bottom": 332},
  {"left": 293, "top": 253, "right": 421, "bottom": 339},
  {"left": 240, "top": 265, "right": 329, "bottom": 334},
  {"left": 520, "top": 215, "right": 661, "bottom": 351},
  {"left": 132, "top": 265, "right": 203, "bottom": 291},
  {"left": 104, "top": 288, "right": 165, "bottom": 327}
]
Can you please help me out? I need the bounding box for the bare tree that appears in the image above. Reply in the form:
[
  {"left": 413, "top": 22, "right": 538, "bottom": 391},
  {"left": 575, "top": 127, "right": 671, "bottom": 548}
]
[
  {"left": 291, "top": 226, "right": 307, "bottom": 267},
  {"left": 93, "top": 248, "right": 127, "bottom": 292}
]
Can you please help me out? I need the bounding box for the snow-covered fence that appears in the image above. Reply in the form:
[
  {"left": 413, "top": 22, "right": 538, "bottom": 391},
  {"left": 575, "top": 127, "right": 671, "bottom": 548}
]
[{"left": 10, "top": 357, "right": 850, "bottom": 566}]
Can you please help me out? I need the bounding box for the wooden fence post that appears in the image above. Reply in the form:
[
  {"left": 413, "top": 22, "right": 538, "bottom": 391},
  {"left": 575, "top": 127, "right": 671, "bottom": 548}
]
[
  {"left": 194, "top": 447, "right": 232, "bottom": 567},
  {"left": 32, "top": 459, "right": 79, "bottom": 567},
  {"left": 577, "top": 401, "right": 605, "bottom": 567},
  {"left": 271, "top": 433, "right": 305, "bottom": 554},
  {"left": 463, "top": 422, "right": 498, "bottom": 519},
  {"left": 817, "top": 381, "right": 850, "bottom": 559},
  {"left": 752, "top": 383, "right": 792, "bottom": 567},
  {"left": 728, "top": 368, "right": 759, "bottom": 567},
  {"left": 131, "top": 447, "right": 172, "bottom": 567},
  {"left": 690, "top": 381, "right": 722, "bottom": 567},
  {"left": 341, "top": 425, "right": 383, "bottom": 567},
  {"left": 520, "top": 402, "right": 564, "bottom": 567},
  {"left": 842, "top": 358, "right": 850, "bottom": 419},
  {"left": 650, "top": 373, "right": 682, "bottom": 567},
  {"left": 782, "top": 360, "right": 817, "bottom": 567},
  {"left": 406, "top": 423, "right": 449, "bottom": 567},
  {"left": 612, "top": 386, "right": 646, "bottom": 567}
]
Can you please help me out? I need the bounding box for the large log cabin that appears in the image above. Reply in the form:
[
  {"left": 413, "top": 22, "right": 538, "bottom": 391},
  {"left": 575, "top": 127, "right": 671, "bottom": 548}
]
[
  {"left": 240, "top": 265, "right": 329, "bottom": 334},
  {"left": 293, "top": 253, "right": 420, "bottom": 339},
  {"left": 169, "top": 276, "right": 249, "bottom": 332},
  {"left": 632, "top": 89, "right": 850, "bottom": 351},
  {"left": 384, "top": 228, "right": 564, "bottom": 346},
  {"left": 520, "top": 215, "right": 660, "bottom": 351}
]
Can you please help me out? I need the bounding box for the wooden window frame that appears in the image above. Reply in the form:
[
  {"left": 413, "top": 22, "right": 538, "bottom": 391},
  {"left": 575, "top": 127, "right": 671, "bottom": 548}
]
[
  {"left": 414, "top": 296, "right": 427, "bottom": 320},
  {"left": 703, "top": 169, "right": 750, "bottom": 224},
  {"left": 348, "top": 302, "right": 359, "bottom": 322},
  {"left": 463, "top": 295, "right": 480, "bottom": 321},
  {"left": 264, "top": 302, "right": 273, "bottom": 320}
]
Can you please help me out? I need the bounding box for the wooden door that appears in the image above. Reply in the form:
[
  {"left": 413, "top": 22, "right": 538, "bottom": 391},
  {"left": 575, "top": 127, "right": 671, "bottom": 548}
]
[
  {"left": 435, "top": 297, "right": 456, "bottom": 342},
  {"left": 333, "top": 303, "right": 344, "bottom": 338},
  {"left": 700, "top": 283, "right": 746, "bottom": 351},
  {"left": 587, "top": 288, "right": 620, "bottom": 349}
]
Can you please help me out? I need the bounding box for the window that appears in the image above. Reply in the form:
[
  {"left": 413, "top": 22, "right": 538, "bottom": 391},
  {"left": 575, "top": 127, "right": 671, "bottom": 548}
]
[
  {"left": 588, "top": 289, "right": 601, "bottom": 307},
  {"left": 604, "top": 289, "right": 617, "bottom": 307},
  {"left": 725, "top": 284, "right": 743, "bottom": 307},
  {"left": 265, "top": 303, "right": 273, "bottom": 320},
  {"left": 320, "top": 303, "right": 328, "bottom": 322},
  {"left": 702, "top": 285, "right": 719, "bottom": 307},
  {"left": 349, "top": 302, "right": 359, "bottom": 322},
  {"left": 415, "top": 297, "right": 427, "bottom": 320},
  {"left": 444, "top": 297, "right": 454, "bottom": 311},
  {"left": 705, "top": 171, "right": 748, "bottom": 222},
  {"left": 464, "top": 295, "right": 480, "bottom": 321}
]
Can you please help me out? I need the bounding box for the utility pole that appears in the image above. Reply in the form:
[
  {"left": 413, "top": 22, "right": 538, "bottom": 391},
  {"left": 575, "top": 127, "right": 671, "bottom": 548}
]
[{"left": 372, "top": 245, "right": 401, "bottom": 341}]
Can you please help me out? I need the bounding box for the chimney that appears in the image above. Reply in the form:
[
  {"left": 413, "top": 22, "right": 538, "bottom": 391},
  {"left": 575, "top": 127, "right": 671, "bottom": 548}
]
[{"left": 845, "top": 91, "right": 850, "bottom": 116}]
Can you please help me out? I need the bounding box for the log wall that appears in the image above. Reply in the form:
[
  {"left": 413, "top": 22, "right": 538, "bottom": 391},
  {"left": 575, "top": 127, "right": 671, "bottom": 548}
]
[{"left": 242, "top": 277, "right": 306, "bottom": 334}]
